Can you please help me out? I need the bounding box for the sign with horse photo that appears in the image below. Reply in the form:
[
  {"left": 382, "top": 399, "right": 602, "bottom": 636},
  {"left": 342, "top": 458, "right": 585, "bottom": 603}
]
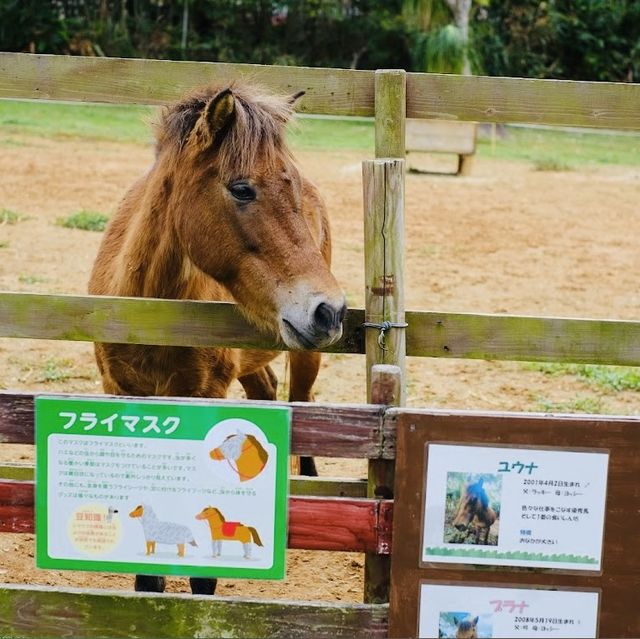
[
  {"left": 421, "top": 444, "right": 608, "bottom": 571},
  {"left": 389, "top": 410, "right": 640, "bottom": 638},
  {"left": 34, "top": 396, "right": 290, "bottom": 580}
]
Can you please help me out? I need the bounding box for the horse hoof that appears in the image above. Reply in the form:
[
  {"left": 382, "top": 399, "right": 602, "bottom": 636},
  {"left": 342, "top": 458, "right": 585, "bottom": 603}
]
[
  {"left": 300, "top": 456, "right": 318, "bottom": 477},
  {"left": 134, "top": 575, "right": 166, "bottom": 593},
  {"left": 190, "top": 577, "right": 217, "bottom": 595}
]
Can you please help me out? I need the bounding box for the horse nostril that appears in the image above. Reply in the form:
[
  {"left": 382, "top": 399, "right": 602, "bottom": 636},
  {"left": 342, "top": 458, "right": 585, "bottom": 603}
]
[{"left": 313, "top": 302, "right": 346, "bottom": 333}]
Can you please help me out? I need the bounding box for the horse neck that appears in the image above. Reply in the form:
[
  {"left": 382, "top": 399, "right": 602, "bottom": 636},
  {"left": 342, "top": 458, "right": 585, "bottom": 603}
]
[
  {"left": 205, "top": 511, "right": 224, "bottom": 531},
  {"left": 112, "top": 163, "right": 224, "bottom": 301}
]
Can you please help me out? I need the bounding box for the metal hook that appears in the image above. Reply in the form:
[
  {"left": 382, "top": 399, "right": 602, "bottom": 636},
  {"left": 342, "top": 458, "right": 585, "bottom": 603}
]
[{"left": 362, "top": 320, "right": 408, "bottom": 352}]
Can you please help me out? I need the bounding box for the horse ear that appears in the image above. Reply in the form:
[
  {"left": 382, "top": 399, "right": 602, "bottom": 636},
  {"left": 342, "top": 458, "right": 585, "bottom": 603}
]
[
  {"left": 192, "top": 88, "right": 235, "bottom": 150},
  {"left": 472, "top": 616, "right": 479, "bottom": 626},
  {"left": 289, "top": 90, "right": 305, "bottom": 108}
]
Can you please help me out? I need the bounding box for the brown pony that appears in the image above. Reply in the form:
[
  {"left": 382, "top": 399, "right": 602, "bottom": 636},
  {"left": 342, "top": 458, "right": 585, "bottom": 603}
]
[
  {"left": 88, "top": 84, "right": 346, "bottom": 593},
  {"left": 454, "top": 615, "right": 479, "bottom": 639},
  {"left": 451, "top": 477, "right": 498, "bottom": 545}
]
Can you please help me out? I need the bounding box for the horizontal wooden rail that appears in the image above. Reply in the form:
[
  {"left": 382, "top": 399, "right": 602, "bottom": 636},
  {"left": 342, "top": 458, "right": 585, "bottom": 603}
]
[
  {"left": 405, "top": 309, "right": 640, "bottom": 365},
  {"left": 5, "top": 293, "right": 640, "bottom": 366},
  {"left": 0, "top": 53, "right": 375, "bottom": 117},
  {"left": 407, "top": 72, "right": 640, "bottom": 130},
  {"left": 0, "top": 464, "right": 368, "bottom": 497},
  {"left": 0, "top": 292, "right": 364, "bottom": 353},
  {"left": 0, "top": 480, "right": 392, "bottom": 554},
  {"left": 2, "top": 54, "right": 639, "bottom": 129},
  {"left": 0, "top": 392, "right": 386, "bottom": 458},
  {"left": 0, "top": 584, "right": 388, "bottom": 638}
]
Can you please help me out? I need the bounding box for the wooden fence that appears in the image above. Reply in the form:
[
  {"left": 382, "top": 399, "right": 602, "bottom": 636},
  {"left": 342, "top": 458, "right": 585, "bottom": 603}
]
[{"left": 1, "top": 52, "right": 640, "bottom": 637}]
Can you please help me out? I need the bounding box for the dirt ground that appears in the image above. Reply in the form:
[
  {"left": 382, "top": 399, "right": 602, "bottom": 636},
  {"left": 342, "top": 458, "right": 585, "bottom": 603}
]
[{"left": 1, "top": 130, "right": 639, "bottom": 601}]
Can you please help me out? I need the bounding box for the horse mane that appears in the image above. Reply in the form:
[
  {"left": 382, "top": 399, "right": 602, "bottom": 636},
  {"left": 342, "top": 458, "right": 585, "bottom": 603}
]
[
  {"left": 154, "top": 83, "right": 297, "bottom": 175},
  {"left": 212, "top": 507, "right": 225, "bottom": 521},
  {"left": 467, "top": 480, "right": 489, "bottom": 509}
]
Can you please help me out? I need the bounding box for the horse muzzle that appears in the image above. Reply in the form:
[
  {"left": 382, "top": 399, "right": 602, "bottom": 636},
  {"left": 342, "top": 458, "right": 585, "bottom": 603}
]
[{"left": 280, "top": 300, "right": 346, "bottom": 350}]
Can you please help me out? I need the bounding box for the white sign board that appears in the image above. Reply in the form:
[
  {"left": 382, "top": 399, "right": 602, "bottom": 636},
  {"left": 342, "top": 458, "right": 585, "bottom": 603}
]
[
  {"left": 418, "top": 583, "right": 599, "bottom": 638},
  {"left": 422, "top": 444, "right": 608, "bottom": 570}
]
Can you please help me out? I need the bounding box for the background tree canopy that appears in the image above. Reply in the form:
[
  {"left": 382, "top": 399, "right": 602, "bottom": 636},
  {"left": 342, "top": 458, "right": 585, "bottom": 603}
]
[{"left": 0, "top": 0, "right": 637, "bottom": 82}]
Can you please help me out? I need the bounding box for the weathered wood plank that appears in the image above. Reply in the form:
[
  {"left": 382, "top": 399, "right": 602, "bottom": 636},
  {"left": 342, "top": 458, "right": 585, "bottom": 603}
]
[
  {"left": 374, "top": 69, "right": 406, "bottom": 158},
  {"left": 0, "top": 464, "right": 34, "bottom": 481},
  {"left": 0, "top": 53, "right": 375, "bottom": 116},
  {"left": 0, "top": 392, "right": 383, "bottom": 458},
  {"left": 7, "top": 294, "right": 640, "bottom": 366},
  {"left": 390, "top": 410, "right": 640, "bottom": 638},
  {"left": 407, "top": 72, "right": 640, "bottom": 130},
  {"left": 0, "top": 292, "right": 364, "bottom": 354},
  {"left": 289, "top": 477, "right": 367, "bottom": 498},
  {"left": 0, "top": 481, "right": 391, "bottom": 554},
  {"left": 405, "top": 310, "right": 640, "bottom": 365},
  {"left": 0, "top": 584, "right": 389, "bottom": 638},
  {"left": 365, "top": 366, "right": 401, "bottom": 604},
  {"left": 363, "top": 160, "right": 406, "bottom": 403},
  {"left": 406, "top": 119, "right": 477, "bottom": 155}
]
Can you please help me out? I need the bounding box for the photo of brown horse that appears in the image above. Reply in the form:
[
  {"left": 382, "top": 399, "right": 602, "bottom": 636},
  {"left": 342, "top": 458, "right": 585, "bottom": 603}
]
[
  {"left": 439, "top": 611, "right": 491, "bottom": 638},
  {"left": 444, "top": 474, "right": 501, "bottom": 546}
]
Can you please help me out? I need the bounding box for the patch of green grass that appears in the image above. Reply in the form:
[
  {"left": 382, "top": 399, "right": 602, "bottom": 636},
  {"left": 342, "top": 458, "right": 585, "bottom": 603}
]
[
  {"left": 533, "top": 157, "right": 573, "bottom": 171},
  {"left": 0, "top": 240, "right": 9, "bottom": 248},
  {"left": 0, "top": 209, "right": 27, "bottom": 224},
  {"left": 38, "top": 358, "right": 80, "bottom": 383},
  {"left": 535, "top": 395, "right": 606, "bottom": 414},
  {"left": 526, "top": 362, "right": 640, "bottom": 392},
  {"left": 0, "top": 100, "right": 154, "bottom": 144},
  {"left": 289, "top": 115, "right": 374, "bottom": 151},
  {"left": 57, "top": 210, "right": 110, "bottom": 232},
  {"left": 1, "top": 100, "right": 639, "bottom": 165},
  {"left": 478, "top": 125, "right": 640, "bottom": 167},
  {"left": 18, "top": 274, "right": 47, "bottom": 285}
]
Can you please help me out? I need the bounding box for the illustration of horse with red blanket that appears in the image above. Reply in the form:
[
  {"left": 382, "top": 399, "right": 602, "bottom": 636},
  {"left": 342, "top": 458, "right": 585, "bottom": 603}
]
[{"left": 195, "top": 506, "right": 263, "bottom": 559}]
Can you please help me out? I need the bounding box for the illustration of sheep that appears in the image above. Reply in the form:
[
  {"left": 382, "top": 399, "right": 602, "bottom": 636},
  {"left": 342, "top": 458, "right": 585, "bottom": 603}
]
[{"left": 129, "top": 503, "right": 198, "bottom": 557}]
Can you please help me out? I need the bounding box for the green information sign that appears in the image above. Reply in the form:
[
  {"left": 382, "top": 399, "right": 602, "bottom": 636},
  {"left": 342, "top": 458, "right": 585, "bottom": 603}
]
[{"left": 35, "top": 396, "right": 290, "bottom": 580}]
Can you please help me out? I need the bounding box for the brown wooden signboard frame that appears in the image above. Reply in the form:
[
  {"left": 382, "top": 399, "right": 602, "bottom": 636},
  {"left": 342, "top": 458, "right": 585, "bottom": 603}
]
[{"left": 389, "top": 410, "right": 640, "bottom": 638}]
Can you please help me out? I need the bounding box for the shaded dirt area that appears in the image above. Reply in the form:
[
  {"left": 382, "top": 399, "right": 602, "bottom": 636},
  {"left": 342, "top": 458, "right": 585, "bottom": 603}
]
[{"left": 1, "top": 131, "right": 639, "bottom": 600}]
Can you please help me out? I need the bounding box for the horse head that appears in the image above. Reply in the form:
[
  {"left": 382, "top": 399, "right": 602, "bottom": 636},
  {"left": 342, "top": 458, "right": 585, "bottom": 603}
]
[
  {"left": 452, "top": 478, "right": 489, "bottom": 531},
  {"left": 209, "top": 431, "right": 269, "bottom": 481},
  {"left": 454, "top": 616, "right": 479, "bottom": 639},
  {"left": 155, "top": 84, "right": 346, "bottom": 350},
  {"left": 195, "top": 506, "right": 224, "bottom": 522}
]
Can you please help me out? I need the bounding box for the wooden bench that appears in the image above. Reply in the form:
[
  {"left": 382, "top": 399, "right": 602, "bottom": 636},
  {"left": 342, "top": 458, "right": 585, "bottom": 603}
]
[{"left": 405, "top": 119, "right": 477, "bottom": 176}]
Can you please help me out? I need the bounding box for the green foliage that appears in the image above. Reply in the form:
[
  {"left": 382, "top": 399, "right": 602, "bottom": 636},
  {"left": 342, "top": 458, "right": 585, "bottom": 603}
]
[
  {"left": 0, "top": 209, "right": 27, "bottom": 224},
  {"left": 18, "top": 274, "right": 47, "bottom": 285},
  {"left": 474, "top": 0, "right": 640, "bottom": 81},
  {"left": 528, "top": 362, "right": 640, "bottom": 392},
  {"left": 39, "top": 357, "right": 74, "bottom": 383},
  {"left": 534, "top": 395, "right": 606, "bottom": 414},
  {"left": 57, "top": 211, "right": 110, "bottom": 232},
  {"left": 533, "top": 157, "right": 573, "bottom": 171}
]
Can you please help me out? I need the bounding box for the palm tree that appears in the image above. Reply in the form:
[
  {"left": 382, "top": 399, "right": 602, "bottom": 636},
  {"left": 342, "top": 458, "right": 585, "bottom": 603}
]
[{"left": 404, "top": 0, "right": 482, "bottom": 74}]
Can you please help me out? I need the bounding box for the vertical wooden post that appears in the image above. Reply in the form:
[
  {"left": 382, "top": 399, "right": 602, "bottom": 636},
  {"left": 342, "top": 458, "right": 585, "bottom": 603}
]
[{"left": 363, "top": 69, "right": 406, "bottom": 604}]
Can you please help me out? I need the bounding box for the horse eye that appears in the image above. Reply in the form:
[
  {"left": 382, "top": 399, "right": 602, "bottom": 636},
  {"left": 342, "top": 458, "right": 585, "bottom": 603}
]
[{"left": 228, "top": 182, "right": 256, "bottom": 202}]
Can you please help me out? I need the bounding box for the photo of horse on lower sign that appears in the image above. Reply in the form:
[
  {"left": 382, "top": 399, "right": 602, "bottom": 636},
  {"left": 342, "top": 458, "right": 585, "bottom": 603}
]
[{"left": 444, "top": 473, "right": 501, "bottom": 546}]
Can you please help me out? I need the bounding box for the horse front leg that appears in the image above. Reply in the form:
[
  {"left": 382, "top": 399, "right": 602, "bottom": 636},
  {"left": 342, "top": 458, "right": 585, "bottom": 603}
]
[
  {"left": 289, "top": 351, "right": 322, "bottom": 476},
  {"left": 238, "top": 365, "right": 278, "bottom": 400}
]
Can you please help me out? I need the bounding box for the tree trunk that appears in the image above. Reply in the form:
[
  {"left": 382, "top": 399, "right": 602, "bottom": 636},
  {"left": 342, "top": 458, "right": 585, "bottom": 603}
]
[{"left": 445, "top": 0, "right": 472, "bottom": 75}]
